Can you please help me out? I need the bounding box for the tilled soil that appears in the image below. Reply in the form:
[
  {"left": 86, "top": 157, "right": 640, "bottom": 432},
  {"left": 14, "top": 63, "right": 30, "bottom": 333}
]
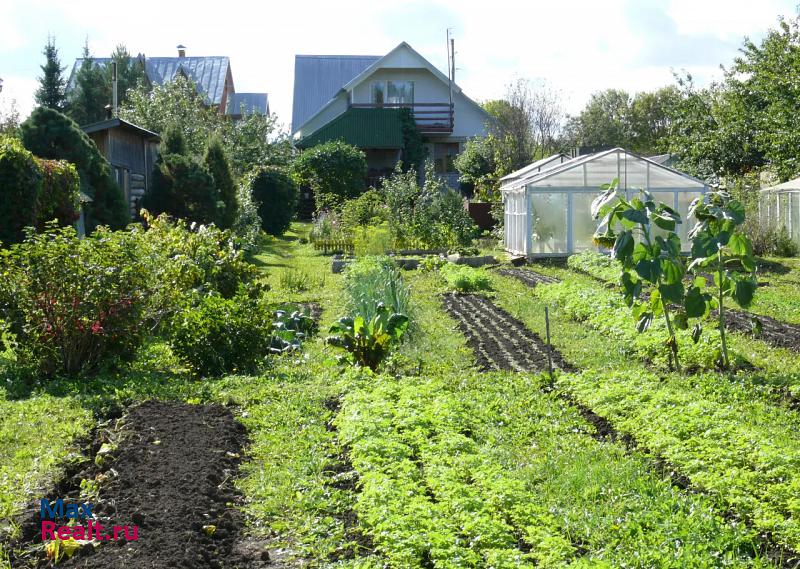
[
  {"left": 721, "top": 310, "right": 800, "bottom": 353},
  {"left": 442, "top": 293, "right": 570, "bottom": 373},
  {"left": 497, "top": 268, "right": 561, "bottom": 287},
  {"left": 11, "top": 401, "right": 270, "bottom": 569}
]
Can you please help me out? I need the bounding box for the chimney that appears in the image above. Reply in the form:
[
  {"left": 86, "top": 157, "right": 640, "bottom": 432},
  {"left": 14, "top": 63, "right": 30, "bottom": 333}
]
[{"left": 177, "top": 44, "right": 186, "bottom": 58}]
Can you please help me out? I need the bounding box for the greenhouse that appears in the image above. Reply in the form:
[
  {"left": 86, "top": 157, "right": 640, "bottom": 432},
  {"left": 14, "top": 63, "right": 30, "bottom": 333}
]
[
  {"left": 759, "top": 177, "right": 800, "bottom": 248},
  {"left": 501, "top": 148, "right": 709, "bottom": 257}
]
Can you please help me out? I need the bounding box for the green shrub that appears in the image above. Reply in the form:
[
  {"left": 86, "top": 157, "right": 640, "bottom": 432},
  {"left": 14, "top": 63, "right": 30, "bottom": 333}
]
[
  {"left": 170, "top": 291, "right": 273, "bottom": 377},
  {"left": 341, "top": 189, "right": 388, "bottom": 229},
  {"left": 419, "top": 255, "right": 447, "bottom": 273},
  {"left": 204, "top": 136, "right": 237, "bottom": 229},
  {"left": 35, "top": 158, "right": 80, "bottom": 230},
  {"left": 231, "top": 181, "right": 262, "bottom": 251},
  {"left": 353, "top": 223, "right": 392, "bottom": 256},
  {"left": 292, "top": 140, "right": 367, "bottom": 211},
  {"left": 440, "top": 263, "right": 492, "bottom": 292},
  {"left": 1, "top": 225, "right": 150, "bottom": 375},
  {"left": 0, "top": 136, "right": 41, "bottom": 245},
  {"left": 247, "top": 166, "right": 297, "bottom": 236},
  {"left": 20, "top": 107, "right": 128, "bottom": 231},
  {"left": 143, "top": 153, "right": 221, "bottom": 225}
]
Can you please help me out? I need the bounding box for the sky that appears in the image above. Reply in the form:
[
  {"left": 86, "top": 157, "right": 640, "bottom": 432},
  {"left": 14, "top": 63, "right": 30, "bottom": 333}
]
[{"left": 0, "top": 0, "right": 797, "bottom": 130}]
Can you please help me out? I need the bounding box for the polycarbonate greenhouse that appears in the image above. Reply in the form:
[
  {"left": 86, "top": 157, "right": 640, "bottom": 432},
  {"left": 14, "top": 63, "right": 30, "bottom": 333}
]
[
  {"left": 759, "top": 177, "right": 800, "bottom": 248},
  {"left": 500, "top": 148, "right": 709, "bottom": 257}
]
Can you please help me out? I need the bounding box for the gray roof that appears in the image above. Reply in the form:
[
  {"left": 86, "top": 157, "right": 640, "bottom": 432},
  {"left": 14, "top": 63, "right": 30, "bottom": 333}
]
[
  {"left": 291, "top": 54, "right": 379, "bottom": 133},
  {"left": 227, "top": 92, "right": 269, "bottom": 116},
  {"left": 500, "top": 153, "right": 572, "bottom": 182},
  {"left": 68, "top": 56, "right": 231, "bottom": 105},
  {"left": 81, "top": 117, "right": 161, "bottom": 140}
]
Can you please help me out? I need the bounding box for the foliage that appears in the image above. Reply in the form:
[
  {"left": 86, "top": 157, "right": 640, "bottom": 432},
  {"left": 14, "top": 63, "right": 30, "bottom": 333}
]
[
  {"left": 108, "top": 45, "right": 147, "bottom": 109},
  {"left": 20, "top": 107, "right": 128, "bottom": 231},
  {"left": 121, "top": 75, "right": 291, "bottom": 177},
  {"left": 204, "top": 136, "right": 237, "bottom": 229},
  {"left": 687, "top": 190, "right": 758, "bottom": 368},
  {"left": 353, "top": 223, "right": 392, "bottom": 256},
  {"left": 418, "top": 255, "right": 447, "bottom": 273},
  {"left": 231, "top": 181, "right": 262, "bottom": 251},
  {"left": 453, "top": 134, "right": 509, "bottom": 198},
  {"left": 340, "top": 189, "right": 388, "bottom": 229},
  {"left": 381, "top": 161, "right": 478, "bottom": 250},
  {"left": 343, "top": 256, "right": 412, "bottom": 325},
  {"left": 0, "top": 136, "right": 42, "bottom": 245},
  {"left": 327, "top": 303, "right": 409, "bottom": 371},
  {"left": 143, "top": 153, "right": 221, "bottom": 225},
  {"left": 563, "top": 87, "right": 679, "bottom": 155},
  {"left": 592, "top": 180, "right": 690, "bottom": 371},
  {"left": 483, "top": 79, "right": 564, "bottom": 169},
  {"left": 309, "top": 210, "right": 348, "bottom": 242},
  {"left": 292, "top": 140, "right": 367, "bottom": 211},
  {"left": 67, "top": 42, "right": 110, "bottom": 126},
  {"left": 567, "top": 250, "right": 620, "bottom": 283},
  {"left": 0, "top": 98, "right": 21, "bottom": 137},
  {"left": 0, "top": 224, "right": 150, "bottom": 375},
  {"left": 399, "top": 107, "right": 427, "bottom": 172},
  {"left": 34, "top": 36, "right": 67, "bottom": 112},
  {"left": 247, "top": 166, "right": 298, "bottom": 236},
  {"left": 440, "top": 263, "right": 492, "bottom": 292},
  {"left": 278, "top": 268, "right": 324, "bottom": 294},
  {"left": 35, "top": 158, "right": 81, "bottom": 230},
  {"left": 169, "top": 290, "right": 273, "bottom": 377},
  {"left": 270, "top": 305, "right": 316, "bottom": 353},
  {"left": 161, "top": 123, "right": 188, "bottom": 155}
]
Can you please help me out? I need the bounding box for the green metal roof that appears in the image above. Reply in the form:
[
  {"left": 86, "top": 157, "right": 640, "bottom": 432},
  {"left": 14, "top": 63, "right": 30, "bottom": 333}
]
[{"left": 296, "top": 107, "right": 403, "bottom": 149}]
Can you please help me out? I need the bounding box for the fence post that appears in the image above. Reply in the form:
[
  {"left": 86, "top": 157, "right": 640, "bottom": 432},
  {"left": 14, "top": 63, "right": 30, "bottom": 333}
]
[{"left": 545, "top": 306, "right": 553, "bottom": 381}]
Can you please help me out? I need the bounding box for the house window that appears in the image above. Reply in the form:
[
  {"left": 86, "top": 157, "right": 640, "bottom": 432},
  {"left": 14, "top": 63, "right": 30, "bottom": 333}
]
[
  {"left": 387, "top": 81, "right": 414, "bottom": 105},
  {"left": 370, "top": 82, "right": 385, "bottom": 105}
]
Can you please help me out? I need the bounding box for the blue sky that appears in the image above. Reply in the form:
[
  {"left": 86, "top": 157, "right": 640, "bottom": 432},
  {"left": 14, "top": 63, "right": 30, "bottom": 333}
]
[{"left": 0, "top": 0, "right": 797, "bottom": 128}]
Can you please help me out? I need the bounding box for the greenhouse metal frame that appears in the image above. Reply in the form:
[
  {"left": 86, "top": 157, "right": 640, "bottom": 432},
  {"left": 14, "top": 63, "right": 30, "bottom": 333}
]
[
  {"left": 500, "top": 148, "right": 709, "bottom": 257},
  {"left": 759, "top": 178, "right": 800, "bottom": 248}
]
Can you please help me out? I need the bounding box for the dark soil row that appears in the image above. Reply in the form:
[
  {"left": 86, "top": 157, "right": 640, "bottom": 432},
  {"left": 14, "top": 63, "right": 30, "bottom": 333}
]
[
  {"left": 497, "top": 267, "right": 561, "bottom": 287},
  {"left": 722, "top": 309, "right": 800, "bottom": 353},
  {"left": 11, "top": 401, "right": 269, "bottom": 569},
  {"left": 442, "top": 293, "right": 570, "bottom": 373}
]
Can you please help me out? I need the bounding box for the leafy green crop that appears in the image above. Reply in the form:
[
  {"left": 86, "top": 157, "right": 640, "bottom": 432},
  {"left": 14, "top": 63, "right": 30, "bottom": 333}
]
[
  {"left": 440, "top": 263, "right": 492, "bottom": 292},
  {"left": 592, "top": 180, "right": 691, "bottom": 371},
  {"left": 327, "top": 303, "right": 409, "bottom": 371},
  {"left": 688, "top": 190, "right": 758, "bottom": 369}
]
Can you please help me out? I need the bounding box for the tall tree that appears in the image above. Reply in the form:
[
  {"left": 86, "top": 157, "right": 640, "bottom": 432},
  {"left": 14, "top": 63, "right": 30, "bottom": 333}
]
[
  {"left": 34, "top": 36, "right": 67, "bottom": 112},
  {"left": 109, "top": 44, "right": 147, "bottom": 107},
  {"left": 68, "top": 41, "right": 111, "bottom": 126}
]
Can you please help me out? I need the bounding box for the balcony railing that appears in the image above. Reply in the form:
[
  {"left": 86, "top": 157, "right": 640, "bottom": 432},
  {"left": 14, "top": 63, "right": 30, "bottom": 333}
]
[{"left": 350, "top": 102, "right": 454, "bottom": 134}]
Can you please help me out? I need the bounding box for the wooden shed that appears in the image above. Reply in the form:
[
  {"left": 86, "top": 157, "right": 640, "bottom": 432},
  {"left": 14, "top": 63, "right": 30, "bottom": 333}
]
[{"left": 82, "top": 118, "right": 160, "bottom": 219}]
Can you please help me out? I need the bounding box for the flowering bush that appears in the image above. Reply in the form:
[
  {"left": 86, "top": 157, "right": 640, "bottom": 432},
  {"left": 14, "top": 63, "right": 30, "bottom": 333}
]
[{"left": 0, "top": 225, "right": 150, "bottom": 375}]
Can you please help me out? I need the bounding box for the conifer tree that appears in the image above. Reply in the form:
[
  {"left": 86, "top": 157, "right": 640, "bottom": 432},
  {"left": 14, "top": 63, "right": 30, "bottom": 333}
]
[
  {"left": 204, "top": 136, "right": 237, "bottom": 228},
  {"left": 34, "top": 36, "right": 67, "bottom": 112},
  {"left": 67, "top": 41, "right": 110, "bottom": 126}
]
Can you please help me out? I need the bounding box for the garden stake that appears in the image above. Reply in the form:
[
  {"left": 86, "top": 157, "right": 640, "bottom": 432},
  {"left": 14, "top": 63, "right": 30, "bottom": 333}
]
[{"left": 545, "top": 306, "right": 553, "bottom": 380}]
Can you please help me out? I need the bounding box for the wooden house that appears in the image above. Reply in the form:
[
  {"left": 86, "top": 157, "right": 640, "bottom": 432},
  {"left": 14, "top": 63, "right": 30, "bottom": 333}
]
[{"left": 82, "top": 118, "right": 160, "bottom": 218}]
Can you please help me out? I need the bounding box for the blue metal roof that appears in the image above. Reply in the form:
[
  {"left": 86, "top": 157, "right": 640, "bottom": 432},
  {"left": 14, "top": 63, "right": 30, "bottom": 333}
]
[
  {"left": 67, "top": 55, "right": 231, "bottom": 105},
  {"left": 226, "top": 92, "right": 269, "bottom": 116},
  {"left": 291, "top": 54, "right": 380, "bottom": 133}
]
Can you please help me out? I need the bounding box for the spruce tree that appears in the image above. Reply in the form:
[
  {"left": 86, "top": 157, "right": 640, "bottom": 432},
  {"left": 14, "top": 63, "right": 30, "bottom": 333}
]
[
  {"left": 34, "top": 36, "right": 67, "bottom": 112},
  {"left": 67, "top": 41, "right": 111, "bottom": 126},
  {"left": 109, "top": 45, "right": 147, "bottom": 107},
  {"left": 204, "top": 136, "right": 237, "bottom": 228}
]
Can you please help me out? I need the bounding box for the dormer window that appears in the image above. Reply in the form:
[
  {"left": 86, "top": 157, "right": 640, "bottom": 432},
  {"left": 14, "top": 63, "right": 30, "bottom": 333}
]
[{"left": 370, "top": 80, "right": 414, "bottom": 106}]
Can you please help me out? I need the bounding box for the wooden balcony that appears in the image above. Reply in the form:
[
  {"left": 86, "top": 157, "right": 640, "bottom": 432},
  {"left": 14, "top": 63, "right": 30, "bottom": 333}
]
[{"left": 349, "top": 102, "right": 454, "bottom": 134}]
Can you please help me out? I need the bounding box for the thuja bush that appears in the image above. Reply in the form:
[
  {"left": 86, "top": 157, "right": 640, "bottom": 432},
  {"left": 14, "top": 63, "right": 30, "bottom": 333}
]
[
  {"left": 0, "top": 225, "right": 150, "bottom": 375},
  {"left": 0, "top": 136, "right": 41, "bottom": 245}
]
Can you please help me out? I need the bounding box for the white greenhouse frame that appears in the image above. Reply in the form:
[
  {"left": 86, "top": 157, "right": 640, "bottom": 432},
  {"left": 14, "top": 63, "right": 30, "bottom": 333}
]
[
  {"left": 500, "top": 148, "right": 709, "bottom": 258},
  {"left": 759, "top": 178, "right": 800, "bottom": 248}
]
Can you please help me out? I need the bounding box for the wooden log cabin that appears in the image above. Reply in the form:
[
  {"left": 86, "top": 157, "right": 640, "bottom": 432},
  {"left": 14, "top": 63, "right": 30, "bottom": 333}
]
[{"left": 82, "top": 118, "right": 161, "bottom": 219}]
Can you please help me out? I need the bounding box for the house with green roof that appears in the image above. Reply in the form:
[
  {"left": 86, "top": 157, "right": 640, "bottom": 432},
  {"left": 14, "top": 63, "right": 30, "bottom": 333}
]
[{"left": 291, "top": 42, "right": 492, "bottom": 189}]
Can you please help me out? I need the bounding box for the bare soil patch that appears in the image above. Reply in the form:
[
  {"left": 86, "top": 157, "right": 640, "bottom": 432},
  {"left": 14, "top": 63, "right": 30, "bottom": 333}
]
[{"left": 497, "top": 268, "right": 560, "bottom": 287}]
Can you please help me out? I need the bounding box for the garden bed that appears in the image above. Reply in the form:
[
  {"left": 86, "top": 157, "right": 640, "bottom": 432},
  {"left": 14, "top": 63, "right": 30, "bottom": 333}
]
[
  {"left": 722, "top": 310, "right": 800, "bottom": 352},
  {"left": 442, "top": 293, "right": 569, "bottom": 372},
  {"left": 497, "top": 267, "right": 560, "bottom": 287},
  {"left": 333, "top": 255, "right": 497, "bottom": 273},
  {"left": 10, "top": 401, "right": 268, "bottom": 569}
]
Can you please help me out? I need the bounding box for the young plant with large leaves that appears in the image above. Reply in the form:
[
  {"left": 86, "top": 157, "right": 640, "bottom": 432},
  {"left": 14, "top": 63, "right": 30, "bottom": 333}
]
[
  {"left": 326, "top": 303, "right": 409, "bottom": 371},
  {"left": 687, "top": 189, "right": 757, "bottom": 369},
  {"left": 592, "top": 179, "right": 690, "bottom": 371}
]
